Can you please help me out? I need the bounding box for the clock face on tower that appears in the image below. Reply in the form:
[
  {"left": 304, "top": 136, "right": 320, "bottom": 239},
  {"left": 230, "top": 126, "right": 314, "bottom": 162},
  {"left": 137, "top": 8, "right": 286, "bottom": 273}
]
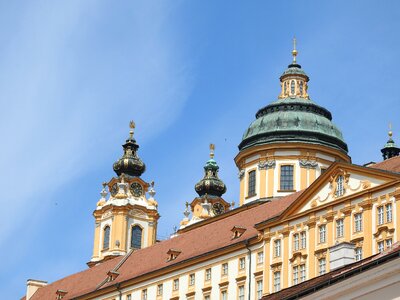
[
  {"left": 130, "top": 182, "right": 143, "bottom": 197},
  {"left": 212, "top": 202, "right": 225, "bottom": 215},
  {"left": 110, "top": 183, "right": 118, "bottom": 196}
]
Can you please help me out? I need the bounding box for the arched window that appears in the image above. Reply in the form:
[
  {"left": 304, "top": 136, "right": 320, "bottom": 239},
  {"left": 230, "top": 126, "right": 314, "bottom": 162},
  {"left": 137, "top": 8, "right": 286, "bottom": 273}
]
[
  {"left": 299, "top": 81, "right": 303, "bottom": 95},
  {"left": 103, "top": 226, "right": 110, "bottom": 250},
  {"left": 131, "top": 225, "right": 143, "bottom": 249},
  {"left": 284, "top": 82, "right": 287, "bottom": 95},
  {"left": 290, "top": 80, "right": 295, "bottom": 95}
]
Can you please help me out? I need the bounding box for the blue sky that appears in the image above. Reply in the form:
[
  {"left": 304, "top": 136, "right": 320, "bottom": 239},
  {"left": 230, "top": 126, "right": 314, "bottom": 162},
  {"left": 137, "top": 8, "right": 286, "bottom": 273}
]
[{"left": 1, "top": 1, "right": 400, "bottom": 298}]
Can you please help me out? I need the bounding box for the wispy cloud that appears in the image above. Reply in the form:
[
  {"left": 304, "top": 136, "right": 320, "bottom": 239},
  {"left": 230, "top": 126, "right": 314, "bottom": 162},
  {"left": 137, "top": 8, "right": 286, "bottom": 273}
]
[{"left": 0, "top": 0, "right": 192, "bottom": 251}]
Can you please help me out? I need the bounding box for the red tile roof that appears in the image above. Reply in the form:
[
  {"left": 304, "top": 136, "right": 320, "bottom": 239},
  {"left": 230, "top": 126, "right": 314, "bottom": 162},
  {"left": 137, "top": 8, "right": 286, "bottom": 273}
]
[
  {"left": 29, "top": 191, "right": 304, "bottom": 300},
  {"left": 262, "top": 242, "right": 400, "bottom": 300},
  {"left": 370, "top": 155, "right": 400, "bottom": 173}
]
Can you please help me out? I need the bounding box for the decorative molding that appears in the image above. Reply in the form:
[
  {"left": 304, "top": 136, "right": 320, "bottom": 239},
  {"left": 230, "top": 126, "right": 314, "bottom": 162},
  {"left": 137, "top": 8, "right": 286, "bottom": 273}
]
[
  {"left": 238, "top": 169, "right": 245, "bottom": 180},
  {"left": 299, "top": 159, "right": 318, "bottom": 169},
  {"left": 258, "top": 160, "right": 276, "bottom": 170}
]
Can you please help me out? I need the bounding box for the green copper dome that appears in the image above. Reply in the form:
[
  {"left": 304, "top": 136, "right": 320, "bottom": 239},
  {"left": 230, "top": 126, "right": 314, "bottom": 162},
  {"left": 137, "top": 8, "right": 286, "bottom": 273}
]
[{"left": 239, "top": 58, "right": 348, "bottom": 154}]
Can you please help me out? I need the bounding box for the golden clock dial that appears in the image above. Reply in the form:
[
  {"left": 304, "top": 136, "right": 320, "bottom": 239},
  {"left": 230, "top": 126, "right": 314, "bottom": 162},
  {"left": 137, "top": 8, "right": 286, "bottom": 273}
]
[
  {"left": 110, "top": 183, "right": 118, "bottom": 196},
  {"left": 212, "top": 202, "right": 225, "bottom": 215},
  {"left": 130, "top": 182, "right": 143, "bottom": 197}
]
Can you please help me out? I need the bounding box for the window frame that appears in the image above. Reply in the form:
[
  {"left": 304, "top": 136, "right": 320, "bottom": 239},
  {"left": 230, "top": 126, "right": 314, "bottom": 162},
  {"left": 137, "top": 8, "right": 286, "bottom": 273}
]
[
  {"left": 273, "top": 271, "right": 281, "bottom": 292},
  {"left": 319, "top": 225, "right": 326, "bottom": 244},
  {"left": 247, "top": 170, "right": 257, "bottom": 197},
  {"left": 336, "top": 219, "right": 344, "bottom": 238},
  {"left": 377, "top": 206, "right": 384, "bottom": 225},
  {"left": 103, "top": 225, "right": 111, "bottom": 250},
  {"left": 274, "top": 239, "right": 281, "bottom": 257},
  {"left": 354, "top": 213, "right": 363, "bottom": 232},
  {"left": 280, "top": 165, "right": 294, "bottom": 191}
]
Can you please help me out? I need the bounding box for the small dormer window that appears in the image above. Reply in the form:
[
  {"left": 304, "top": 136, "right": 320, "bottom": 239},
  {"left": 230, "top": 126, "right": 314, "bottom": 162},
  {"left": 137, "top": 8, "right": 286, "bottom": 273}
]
[
  {"left": 290, "top": 80, "right": 295, "bottom": 95},
  {"left": 231, "top": 226, "right": 246, "bottom": 239},
  {"left": 107, "top": 270, "right": 119, "bottom": 281},
  {"left": 56, "top": 290, "right": 68, "bottom": 300},
  {"left": 167, "top": 249, "right": 182, "bottom": 261},
  {"left": 335, "top": 175, "right": 344, "bottom": 197}
]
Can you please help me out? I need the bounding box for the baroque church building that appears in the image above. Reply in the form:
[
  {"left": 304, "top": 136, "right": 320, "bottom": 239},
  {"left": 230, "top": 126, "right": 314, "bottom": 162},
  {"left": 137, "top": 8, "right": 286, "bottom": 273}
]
[{"left": 24, "top": 43, "right": 400, "bottom": 300}]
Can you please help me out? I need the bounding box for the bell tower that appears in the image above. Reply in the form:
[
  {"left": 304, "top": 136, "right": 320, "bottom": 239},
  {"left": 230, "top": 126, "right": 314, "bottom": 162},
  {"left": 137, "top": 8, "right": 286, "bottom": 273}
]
[
  {"left": 88, "top": 122, "right": 159, "bottom": 267},
  {"left": 179, "top": 144, "right": 231, "bottom": 230}
]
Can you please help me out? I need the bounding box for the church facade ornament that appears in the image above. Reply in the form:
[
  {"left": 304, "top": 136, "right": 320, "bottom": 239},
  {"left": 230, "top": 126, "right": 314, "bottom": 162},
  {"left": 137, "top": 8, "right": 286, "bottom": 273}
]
[
  {"left": 299, "top": 158, "right": 318, "bottom": 169},
  {"left": 258, "top": 160, "right": 276, "bottom": 170}
]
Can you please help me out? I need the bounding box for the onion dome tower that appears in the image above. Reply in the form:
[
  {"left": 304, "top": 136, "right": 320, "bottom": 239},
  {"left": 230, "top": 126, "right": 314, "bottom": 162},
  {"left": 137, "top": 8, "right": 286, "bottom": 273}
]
[
  {"left": 381, "top": 125, "right": 400, "bottom": 160},
  {"left": 235, "top": 39, "right": 351, "bottom": 205},
  {"left": 89, "top": 122, "right": 159, "bottom": 267},
  {"left": 179, "top": 144, "right": 231, "bottom": 230},
  {"left": 113, "top": 121, "right": 146, "bottom": 177},
  {"left": 194, "top": 144, "right": 227, "bottom": 197}
]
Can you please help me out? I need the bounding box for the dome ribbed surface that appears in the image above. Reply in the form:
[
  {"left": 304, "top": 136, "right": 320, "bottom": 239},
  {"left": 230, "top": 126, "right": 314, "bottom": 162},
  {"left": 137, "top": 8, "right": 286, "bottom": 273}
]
[{"left": 239, "top": 97, "right": 348, "bottom": 153}]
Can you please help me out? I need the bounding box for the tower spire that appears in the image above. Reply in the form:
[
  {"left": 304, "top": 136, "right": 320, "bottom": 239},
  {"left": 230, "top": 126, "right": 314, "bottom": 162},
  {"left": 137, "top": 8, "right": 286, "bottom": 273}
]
[
  {"left": 129, "top": 120, "right": 135, "bottom": 139},
  {"left": 113, "top": 120, "right": 146, "bottom": 177},
  {"left": 381, "top": 122, "right": 400, "bottom": 160},
  {"left": 210, "top": 143, "right": 215, "bottom": 159},
  {"left": 292, "top": 37, "right": 298, "bottom": 63}
]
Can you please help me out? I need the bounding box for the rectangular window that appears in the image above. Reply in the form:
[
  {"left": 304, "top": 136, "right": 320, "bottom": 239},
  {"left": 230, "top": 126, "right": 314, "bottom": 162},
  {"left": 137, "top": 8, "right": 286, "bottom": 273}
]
[
  {"left": 274, "top": 239, "right": 281, "bottom": 257},
  {"left": 221, "top": 290, "right": 228, "bottom": 300},
  {"left": 319, "top": 225, "right": 326, "bottom": 243},
  {"left": 300, "top": 264, "right": 306, "bottom": 282},
  {"left": 248, "top": 170, "right": 256, "bottom": 196},
  {"left": 336, "top": 219, "right": 344, "bottom": 238},
  {"left": 256, "top": 280, "right": 263, "bottom": 299},
  {"left": 378, "top": 241, "right": 384, "bottom": 253},
  {"left": 386, "top": 238, "right": 392, "bottom": 249},
  {"left": 354, "top": 213, "right": 362, "bottom": 232},
  {"left": 173, "top": 279, "right": 179, "bottom": 291},
  {"left": 300, "top": 232, "right": 306, "bottom": 249},
  {"left": 386, "top": 203, "right": 392, "bottom": 222},
  {"left": 292, "top": 266, "right": 299, "bottom": 285},
  {"left": 157, "top": 284, "right": 163, "bottom": 296},
  {"left": 257, "top": 252, "right": 264, "bottom": 264},
  {"left": 189, "top": 273, "right": 195, "bottom": 286},
  {"left": 239, "top": 257, "right": 246, "bottom": 270},
  {"left": 238, "top": 285, "right": 245, "bottom": 300},
  {"left": 293, "top": 233, "right": 299, "bottom": 251},
  {"left": 222, "top": 263, "right": 228, "bottom": 276},
  {"left": 378, "top": 206, "right": 384, "bottom": 225},
  {"left": 280, "top": 165, "right": 294, "bottom": 190},
  {"left": 355, "top": 247, "right": 362, "bottom": 261},
  {"left": 335, "top": 175, "right": 344, "bottom": 197},
  {"left": 318, "top": 258, "right": 326, "bottom": 275},
  {"left": 205, "top": 268, "right": 212, "bottom": 281},
  {"left": 273, "top": 271, "right": 281, "bottom": 292},
  {"left": 141, "top": 289, "right": 147, "bottom": 300}
]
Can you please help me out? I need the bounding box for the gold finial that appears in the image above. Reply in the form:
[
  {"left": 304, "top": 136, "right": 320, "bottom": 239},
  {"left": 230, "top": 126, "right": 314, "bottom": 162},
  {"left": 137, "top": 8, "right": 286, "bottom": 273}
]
[
  {"left": 292, "top": 37, "right": 298, "bottom": 63},
  {"left": 129, "top": 120, "right": 135, "bottom": 139},
  {"left": 389, "top": 122, "right": 393, "bottom": 138},
  {"left": 209, "top": 143, "right": 215, "bottom": 159}
]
